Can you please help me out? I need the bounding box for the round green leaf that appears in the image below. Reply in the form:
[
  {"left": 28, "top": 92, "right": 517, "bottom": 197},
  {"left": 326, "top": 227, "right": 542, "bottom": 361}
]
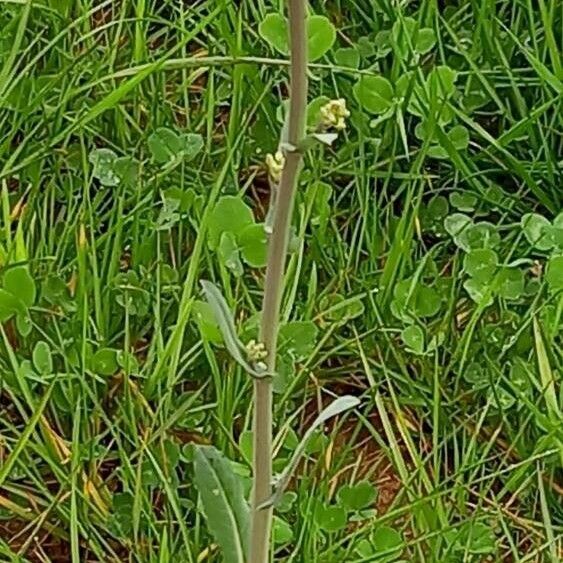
[
  {"left": 521, "top": 213, "right": 553, "bottom": 250},
  {"left": 113, "top": 156, "right": 139, "bottom": 186},
  {"left": 449, "top": 125, "right": 469, "bottom": 150},
  {"left": 307, "top": 16, "right": 337, "bottom": 61},
  {"left": 208, "top": 196, "right": 254, "bottom": 250},
  {"left": 427, "top": 65, "right": 458, "bottom": 99},
  {"left": 89, "top": 148, "right": 119, "bottom": 186},
  {"left": 219, "top": 232, "right": 243, "bottom": 276},
  {"left": 463, "top": 248, "right": 498, "bottom": 281},
  {"left": 401, "top": 325, "right": 425, "bottom": 355},
  {"left": 416, "top": 28, "right": 437, "bottom": 54},
  {"left": 148, "top": 127, "right": 183, "bottom": 163},
  {"left": 314, "top": 504, "right": 347, "bottom": 532},
  {"left": 279, "top": 320, "right": 318, "bottom": 358},
  {"left": 258, "top": 13, "right": 288, "bottom": 54},
  {"left": 463, "top": 278, "right": 494, "bottom": 306},
  {"left": 372, "top": 526, "right": 403, "bottom": 554},
  {"left": 450, "top": 192, "right": 477, "bottom": 212},
  {"left": 4, "top": 266, "right": 36, "bottom": 307},
  {"left": 415, "top": 286, "right": 442, "bottom": 317},
  {"left": 239, "top": 224, "right": 267, "bottom": 268},
  {"left": 15, "top": 311, "right": 32, "bottom": 336},
  {"left": 353, "top": 76, "right": 394, "bottom": 115},
  {"left": 497, "top": 267, "right": 524, "bottom": 300},
  {"left": 444, "top": 213, "right": 472, "bottom": 238},
  {"left": 33, "top": 341, "right": 53, "bottom": 374},
  {"left": 337, "top": 481, "right": 377, "bottom": 511},
  {"left": 273, "top": 516, "right": 293, "bottom": 545},
  {"left": 182, "top": 133, "right": 204, "bottom": 161},
  {"left": 91, "top": 348, "right": 119, "bottom": 376},
  {"left": 334, "top": 47, "right": 360, "bottom": 69},
  {"left": 546, "top": 255, "right": 563, "bottom": 291},
  {"left": 0, "top": 288, "right": 24, "bottom": 322},
  {"left": 426, "top": 195, "right": 449, "bottom": 220},
  {"left": 462, "top": 222, "right": 500, "bottom": 250}
]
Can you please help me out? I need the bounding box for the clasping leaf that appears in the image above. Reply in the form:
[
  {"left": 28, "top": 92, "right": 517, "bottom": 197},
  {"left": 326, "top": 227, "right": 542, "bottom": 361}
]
[{"left": 194, "top": 446, "right": 249, "bottom": 563}]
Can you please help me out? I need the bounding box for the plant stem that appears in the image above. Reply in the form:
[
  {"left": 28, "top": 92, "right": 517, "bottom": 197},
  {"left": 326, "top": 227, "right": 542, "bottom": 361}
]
[{"left": 249, "top": 1, "right": 308, "bottom": 562}]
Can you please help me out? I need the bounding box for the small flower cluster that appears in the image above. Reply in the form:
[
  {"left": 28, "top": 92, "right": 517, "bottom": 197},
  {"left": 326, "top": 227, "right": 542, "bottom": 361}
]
[
  {"left": 320, "top": 98, "right": 350, "bottom": 131},
  {"left": 265, "top": 150, "right": 285, "bottom": 183},
  {"left": 246, "top": 339, "right": 268, "bottom": 363}
]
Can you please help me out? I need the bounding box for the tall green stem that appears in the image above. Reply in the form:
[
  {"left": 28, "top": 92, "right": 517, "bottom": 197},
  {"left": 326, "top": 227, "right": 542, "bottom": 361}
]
[{"left": 249, "top": 1, "right": 308, "bottom": 561}]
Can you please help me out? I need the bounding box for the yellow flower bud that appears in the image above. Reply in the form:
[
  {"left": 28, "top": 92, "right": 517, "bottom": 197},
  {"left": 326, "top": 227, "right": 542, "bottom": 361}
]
[
  {"left": 265, "top": 151, "right": 285, "bottom": 182},
  {"left": 320, "top": 98, "right": 350, "bottom": 130}
]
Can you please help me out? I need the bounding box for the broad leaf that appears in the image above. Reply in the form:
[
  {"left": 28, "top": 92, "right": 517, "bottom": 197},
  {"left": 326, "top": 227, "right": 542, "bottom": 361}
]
[
  {"left": 33, "top": 341, "right": 53, "bottom": 374},
  {"left": 258, "top": 13, "right": 288, "bottom": 54},
  {"left": 182, "top": 133, "right": 204, "bottom": 161},
  {"left": 0, "top": 288, "right": 24, "bottom": 322},
  {"left": 337, "top": 481, "right": 377, "bottom": 511},
  {"left": 307, "top": 15, "right": 336, "bottom": 61},
  {"left": 464, "top": 248, "right": 498, "bottom": 282},
  {"left": 279, "top": 321, "right": 318, "bottom": 358},
  {"left": 334, "top": 47, "right": 360, "bottom": 69},
  {"left": 89, "top": 148, "right": 119, "bottom": 186},
  {"left": 546, "top": 255, "right": 563, "bottom": 291},
  {"left": 314, "top": 504, "right": 347, "bottom": 532},
  {"left": 450, "top": 192, "right": 477, "bottom": 212},
  {"left": 208, "top": 196, "right": 254, "bottom": 250},
  {"left": 521, "top": 213, "right": 552, "bottom": 250},
  {"left": 194, "top": 446, "right": 249, "bottom": 563},
  {"left": 444, "top": 213, "right": 472, "bottom": 238},
  {"left": 148, "top": 128, "right": 184, "bottom": 163},
  {"left": 258, "top": 14, "right": 336, "bottom": 61},
  {"left": 353, "top": 76, "right": 394, "bottom": 115},
  {"left": 416, "top": 28, "right": 437, "bottom": 54},
  {"left": 219, "top": 232, "right": 243, "bottom": 276},
  {"left": 496, "top": 267, "right": 524, "bottom": 300},
  {"left": 4, "top": 266, "right": 36, "bottom": 307},
  {"left": 148, "top": 129, "right": 202, "bottom": 164},
  {"left": 401, "top": 325, "right": 425, "bottom": 355},
  {"left": 239, "top": 224, "right": 267, "bottom": 268},
  {"left": 91, "top": 348, "right": 119, "bottom": 376}
]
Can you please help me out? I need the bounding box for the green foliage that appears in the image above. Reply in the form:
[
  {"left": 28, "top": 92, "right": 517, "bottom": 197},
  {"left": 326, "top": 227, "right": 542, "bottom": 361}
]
[
  {"left": 259, "top": 13, "right": 336, "bottom": 61},
  {"left": 356, "top": 526, "right": 404, "bottom": 560},
  {"left": 337, "top": 481, "right": 377, "bottom": 511},
  {"left": 238, "top": 224, "right": 267, "bottom": 268},
  {"left": 334, "top": 47, "right": 360, "bottom": 69},
  {"left": 193, "top": 446, "right": 249, "bottom": 562},
  {"left": 0, "top": 266, "right": 36, "bottom": 334},
  {"left": 148, "top": 128, "right": 203, "bottom": 164},
  {"left": 32, "top": 341, "right": 52, "bottom": 375},
  {"left": 353, "top": 76, "right": 394, "bottom": 115},
  {"left": 546, "top": 255, "right": 563, "bottom": 291},
  {"left": 89, "top": 148, "right": 138, "bottom": 187},
  {"left": 1, "top": 0, "right": 561, "bottom": 560},
  {"left": 279, "top": 320, "right": 318, "bottom": 358},
  {"left": 392, "top": 17, "right": 436, "bottom": 58},
  {"left": 91, "top": 348, "right": 119, "bottom": 376},
  {"left": 200, "top": 280, "right": 267, "bottom": 377},
  {"left": 314, "top": 503, "right": 347, "bottom": 532}
]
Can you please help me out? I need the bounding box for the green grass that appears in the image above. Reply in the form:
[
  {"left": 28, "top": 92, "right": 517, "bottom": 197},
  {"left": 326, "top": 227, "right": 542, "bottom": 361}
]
[{"left": 0, "top": 0, "right": 562, "bottom": 561}]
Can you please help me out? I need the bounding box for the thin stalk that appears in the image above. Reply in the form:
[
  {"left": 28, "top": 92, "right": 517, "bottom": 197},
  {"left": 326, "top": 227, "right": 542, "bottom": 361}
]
[{"left": 249, "top": 1, "right": 308, "bottom": 562}]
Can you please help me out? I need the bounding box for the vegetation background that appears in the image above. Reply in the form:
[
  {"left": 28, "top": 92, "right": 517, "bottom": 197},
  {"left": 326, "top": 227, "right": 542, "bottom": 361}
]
[{"left": 0, "top": 0, "right": 561, "bottom": 561}]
